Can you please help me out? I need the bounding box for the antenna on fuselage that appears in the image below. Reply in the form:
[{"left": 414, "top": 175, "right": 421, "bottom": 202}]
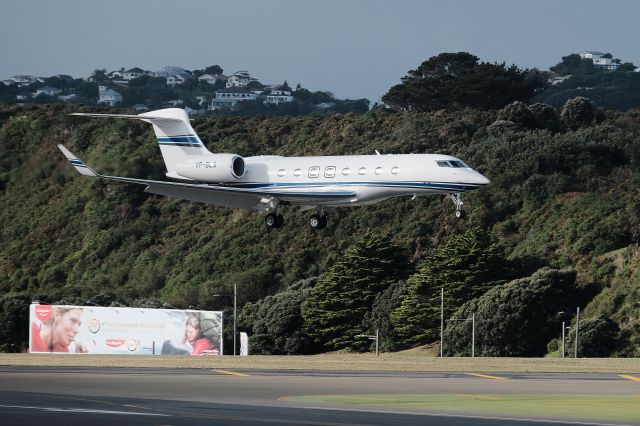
[{"left": 375, "top": 150, "right": 381, "bottom": 155}]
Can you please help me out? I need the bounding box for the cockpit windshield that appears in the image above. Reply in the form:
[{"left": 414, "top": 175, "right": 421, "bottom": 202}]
[{"left": 436, "top": 160, "right": 468, "bottom": 168}]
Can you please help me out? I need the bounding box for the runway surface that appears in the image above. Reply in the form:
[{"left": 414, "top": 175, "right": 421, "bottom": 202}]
[{"left": 0, "top": 366, "right": 638, "bottom": 425}]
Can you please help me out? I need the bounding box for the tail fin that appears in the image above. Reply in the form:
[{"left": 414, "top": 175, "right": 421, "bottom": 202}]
[{"left": 70, "top": 108, "right": 212, "bottom": 175}]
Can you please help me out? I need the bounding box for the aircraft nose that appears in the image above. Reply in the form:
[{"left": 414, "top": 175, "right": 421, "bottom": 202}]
[{"left": 471, "top": 170, "right": 490, "bottom": 186}]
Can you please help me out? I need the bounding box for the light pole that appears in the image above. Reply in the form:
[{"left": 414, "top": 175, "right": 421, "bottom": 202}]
[
  {"left": 440, "top": 287, "right": 444, "bottom": 358},
  {"left": 446, "top": 315, "right": 476, "bottom": 357},
  {"left": 558, "top": 308, "right": 580, "bottom": 358},
  {"left": 212, "top": 283, "right": 238, "bottom": 356},
  {"left": 355, "top": 329, "right": 379, "bottom": 356}
]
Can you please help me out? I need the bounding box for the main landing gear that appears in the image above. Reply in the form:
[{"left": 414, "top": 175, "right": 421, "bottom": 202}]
[
  {"left": 264, "top": 211, "right": 328, "bottom": 230},
  {"left": 448, "top": 192, "right": 466, "bottom": 219},
  {"left": 264, "top": 212, "right": 284, "bottom": 229},
  {"left": 309, "top": 212, "right": 328, "bottom": 230}
]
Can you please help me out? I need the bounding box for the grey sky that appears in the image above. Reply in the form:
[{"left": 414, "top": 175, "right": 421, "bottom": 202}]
[{"left": 1, "top": 0, "right": 637, "bottom": 103}]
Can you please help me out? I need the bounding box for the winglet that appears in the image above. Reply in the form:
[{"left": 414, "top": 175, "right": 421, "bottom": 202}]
[{"left": 57, "top": 144, "right": 99, "bottom": 177}]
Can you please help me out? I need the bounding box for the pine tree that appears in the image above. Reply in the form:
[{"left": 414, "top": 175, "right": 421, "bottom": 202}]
[
  {"left": 302, "top": 233, "right": 408, "bottom": 351},
  {"left": 391, "top": 228, "right": 511, "bottom": 348}
]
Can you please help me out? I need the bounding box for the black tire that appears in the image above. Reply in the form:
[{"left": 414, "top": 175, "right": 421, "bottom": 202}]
[
  {"left": 455, "top": 209, "right": 466, "bottom": 219},
  {"left": 318, "top": 214, "right": 328, "bottom": 229},
  {"left": 275, "top": 213, "right": 284, "bottom": 228},
  {"left": 309, "top": 214, "right": 321, "bottom": 229},
  {"left": 265, "top": 213, "right": 278, "bottom": 228}
]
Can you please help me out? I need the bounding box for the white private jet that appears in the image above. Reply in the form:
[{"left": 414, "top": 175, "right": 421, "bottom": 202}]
[{"left": 59, "top": 108, "right": 489, "bottom": 229}]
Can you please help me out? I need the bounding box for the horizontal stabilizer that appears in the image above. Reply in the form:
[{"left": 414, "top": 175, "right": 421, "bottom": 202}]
[
  {"left": 57, "top": 144, "right": 98, "bottom": 177},
  {"left": 70, "top": 112, "right": 182, "bottom": 122}
]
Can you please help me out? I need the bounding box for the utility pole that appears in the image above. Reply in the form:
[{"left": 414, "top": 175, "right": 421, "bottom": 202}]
[
  {"left": 575, "top": 306, "right": 580, "bottom": 358},
  {"left": 234, "top": 282, "right": 237, "bottom": 356},
  {"left": 561, "top": 321, "right": 565, "bottom": 359},
  {"left": 440, "top": 287, "right": 444, "bottom": 358},
  {"left": 472, "top": 313, "right": 475, "bottom": 358}
]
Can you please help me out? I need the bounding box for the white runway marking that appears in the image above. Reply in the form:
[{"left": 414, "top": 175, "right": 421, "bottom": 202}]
[{"left": 0, "top": 404, "right": 169, "bottom": 416}]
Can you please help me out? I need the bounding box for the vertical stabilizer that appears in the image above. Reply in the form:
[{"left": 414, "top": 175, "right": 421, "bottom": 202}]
[{"left": 71, "top": 108, "right": 212, "bottom": 175}]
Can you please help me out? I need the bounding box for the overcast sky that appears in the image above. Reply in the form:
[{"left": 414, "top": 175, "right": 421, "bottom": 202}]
[{"left": 1, "top": 0, "right": 637, "bottom": 102}]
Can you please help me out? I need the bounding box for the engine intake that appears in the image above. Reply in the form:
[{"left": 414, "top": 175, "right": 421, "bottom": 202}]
[{"left": 175, "top": 154, "right": 245, "bottom": 182}]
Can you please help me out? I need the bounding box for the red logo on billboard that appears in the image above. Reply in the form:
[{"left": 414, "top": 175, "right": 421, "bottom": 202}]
[
  {"left": 35, "top": 305, "right": 52, "bottom": 322},
  {"left": 106, "top": 339, "right": 125, "bottom": 348}
]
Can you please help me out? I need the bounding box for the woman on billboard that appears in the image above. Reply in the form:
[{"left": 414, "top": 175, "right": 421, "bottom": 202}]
[
  {"left": 31, "top": 306, "right": 88, "bottom": 353},
  {"left": 183, "top": 314, "right": 219, "bottom": 355}
]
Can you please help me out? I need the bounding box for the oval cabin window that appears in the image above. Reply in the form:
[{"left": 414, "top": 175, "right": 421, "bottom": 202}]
[
  {"left": 358, "top": 167, "right": 367, "bottom": 175},
  {"left": 391, "top": 166, "right": 400, "bottom": 175},
  {"left": 375, "top": 167, "right": 383, "bottom": 175},
  {"left": 277, "top": 169, "right": 286, "bottom": 177},
  {"left": 342, "top": 167, "right": 351, "bottom": 176},
  {"left": 293, "top": 168, "right": 301, "bottom": 177}
]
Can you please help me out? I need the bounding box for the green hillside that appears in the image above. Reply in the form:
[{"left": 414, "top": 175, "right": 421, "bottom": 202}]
[{"left": 1, "top": 103, "right": 639, "bottom": 355}]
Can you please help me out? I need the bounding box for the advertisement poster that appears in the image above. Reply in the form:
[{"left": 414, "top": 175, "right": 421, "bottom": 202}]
[{"left": 29, "top": 304, "right": 223, "bottom": 355}]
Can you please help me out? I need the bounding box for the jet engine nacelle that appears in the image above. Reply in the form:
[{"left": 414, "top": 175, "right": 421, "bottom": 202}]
[{"left": 175, "top": 154, "right": 245, "bottom": 182}]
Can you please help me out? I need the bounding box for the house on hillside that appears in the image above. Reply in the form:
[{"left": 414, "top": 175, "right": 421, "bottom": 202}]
[
  {"left": 198, "top": 73, "right": 227, "bottom": 85},
  {"left": 97, "top": 86, "right": 123, "bottom": 106},
  {"left": 264, "top": 85, "right": 293, "bottom": 105},
  {"left": 225, "top": 71, "right": 259, "bottom": 88},
  {"left": 7, "top": 75, "right": 43, "bottom": 87},
  {"left": 593, "top": 57, "right": 621, "bottom": 71},
  {"left": 579, "top": 51, "right": 605, "bottom": 60},
  {"left": 579, "top": 51, "right": 621, "bottom": 71},
  {"left": 166, "top": 74, "right": 186, "bottom": 86},
  {"left": 123, "top": 67, "right": 146, "bottom": 80},
  {"left": 210, "top": 87, "right": 258, "bottom": 110},
  {"left": 34, "top": 86, "right": 62, "bottom": 97}
]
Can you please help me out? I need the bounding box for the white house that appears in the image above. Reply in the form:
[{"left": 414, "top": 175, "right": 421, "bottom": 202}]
[
  {"left": 579, "top": 51, "right": 605, "bottom": 60},
  {"left": 166, "top": 74, "right": 186, "bottom": 86},
  {"left": 198, "top": 73, "right": 227, "bottom": 85},
  {"left": 593, "top": 57, "right": 621, "bottom": 71},
  {"left": 8, "top": 75, "right": 43, "bottom": 87},
  {"left": 264, "top": 86, "right": 293, "bottom": 105},
  {"left": 97, "top": 86, "right": 123, "bottom": 106},
  {"left": 210, "top": 87, "right": 258, "bottom": 109},
  {"left": 34, "top": 86, "right": 62, "bottom": 97},
  {"left": 123, "top": 67, "right": 145, "bottom": 80},
  {"left": 226, "top": 71, "right": 256, "bottom": 88}
]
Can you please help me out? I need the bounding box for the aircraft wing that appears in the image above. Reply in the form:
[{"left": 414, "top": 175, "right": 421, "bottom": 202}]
[{"left": 58, "top": 145, "right": 355, "bottom": 210}]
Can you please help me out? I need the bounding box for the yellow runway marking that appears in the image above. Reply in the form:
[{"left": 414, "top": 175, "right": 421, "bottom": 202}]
[
  {"left": 466, "top": 373, "right": 508, "bottom": 381},
  {"left": 619, "top": 374, "right": 640, "bottom": 382},
  {"left": 276, "top": 396, "right": 288, "bottom": 401},
  {"left": 212, "top": 369, "right": 251, "bottom": 377}
]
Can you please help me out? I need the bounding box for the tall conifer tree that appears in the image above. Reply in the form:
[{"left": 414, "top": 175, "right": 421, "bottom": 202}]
[{"left": 302, "top": 233, "right": 408, "bottom": 351}]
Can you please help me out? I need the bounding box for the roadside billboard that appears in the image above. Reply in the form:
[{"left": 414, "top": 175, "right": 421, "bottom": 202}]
[{"left": 29, "top": 304, "right": 223, "bottom": 355}]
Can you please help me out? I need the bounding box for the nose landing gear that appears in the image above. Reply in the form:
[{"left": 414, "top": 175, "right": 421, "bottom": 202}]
[{"left": 449, "top": 193, "right": 466, "bottom": 219}]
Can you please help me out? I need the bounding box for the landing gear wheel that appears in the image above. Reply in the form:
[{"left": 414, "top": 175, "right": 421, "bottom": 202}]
[
  {"left": 275, "top": 213, "right": 284, "bottom": 228},
  {"left": 265, "top": 213, "right": 283, "bottom": 229},
  {"left": 310, "top": 213, "right": 328, "bottom": 230},
  {"left": 455, "top": 209, "right": 466, "bottom": 219}
]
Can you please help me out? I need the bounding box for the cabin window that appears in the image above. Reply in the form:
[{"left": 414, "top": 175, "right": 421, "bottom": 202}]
[
  {"left": 391, "top": 166, "right": 399, "bottom": 175},
  {"left": 342, "top": 167, "right": 351, "bottom": 176},
  {"left": 450, "top": 160, "right": 468, "bottom": 168},
  {"left": 277, "top": 169, "right": 286, "bottom": 177},
  {"left": 308, "top": 166, "right": 320, "bottom": 178},
  {"left": 437, "top": 161, "right": 451, "bottom": 167},
  {"left": 358, "top": 167, "right": 367, "bottom": 175},
  {"left": 293, "top": 168, "right": 301, "bottom": 177},
  {"left": 325, "top": 166, "right": 336, "bottom": 178},
  {"left": 375, "top": 167, "right": 383, "bottom": 175}
]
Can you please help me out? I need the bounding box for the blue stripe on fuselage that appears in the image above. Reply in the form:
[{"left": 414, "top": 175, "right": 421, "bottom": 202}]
[
  {"left": 157, "top": 136, "right": 201, "bottom": 145},
  {"left": 225, "top": 181, "right": 483, "bottom": 192}
]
